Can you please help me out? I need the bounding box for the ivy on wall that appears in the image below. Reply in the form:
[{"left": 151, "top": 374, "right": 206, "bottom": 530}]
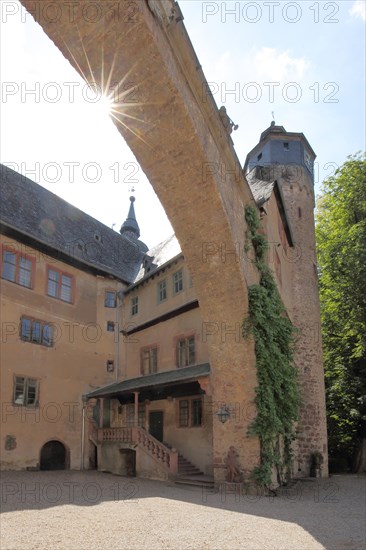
[{"left": 243, "top": 205, "right": 300, "bottom": 487}]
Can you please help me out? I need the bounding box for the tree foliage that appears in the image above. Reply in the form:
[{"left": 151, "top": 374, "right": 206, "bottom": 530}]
[{"left": 316, "top": 152, "right": 366, "bottom": 470}]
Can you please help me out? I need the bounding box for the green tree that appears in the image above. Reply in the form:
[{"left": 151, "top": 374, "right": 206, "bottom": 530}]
[{"left": 316, "top": 152, "right": 366, "bottom": 472}]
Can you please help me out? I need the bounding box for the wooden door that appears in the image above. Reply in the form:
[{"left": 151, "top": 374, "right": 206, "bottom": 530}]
[{"left": 149, "top": 411, "right": 164, "bottom": 442}]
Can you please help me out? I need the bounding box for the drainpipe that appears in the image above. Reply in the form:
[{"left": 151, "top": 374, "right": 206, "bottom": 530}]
[
  {"left": 114, "top": 289, "right": 123, "bottom": 382},
  {"left": 115, "top": 288, "right": 124, "bottom": 382},
  {"left": 80, "top": 401, "right": 86, "bottom": 470}
]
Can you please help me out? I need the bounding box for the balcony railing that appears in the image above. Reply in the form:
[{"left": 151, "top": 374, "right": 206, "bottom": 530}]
[
  {"left": 97, "top": 426, "right": 178, "bottom": 474},
  {"left": 97, "top": 427, "right": 132, "bottom": 443}
]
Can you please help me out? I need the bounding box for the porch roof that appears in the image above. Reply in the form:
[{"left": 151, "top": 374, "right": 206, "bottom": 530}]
[{"left": 85, "top": 363, "right": 210, "bottom": 399}]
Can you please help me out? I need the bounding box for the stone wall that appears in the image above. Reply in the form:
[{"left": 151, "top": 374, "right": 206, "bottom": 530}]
[{"left": 273, "top": 166, "right": 328, "bottom": 476}]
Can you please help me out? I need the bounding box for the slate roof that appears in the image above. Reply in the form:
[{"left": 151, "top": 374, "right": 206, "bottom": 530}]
[
  {"left": 134, "top": 234, "right": 182, "bottom": 283},
  {"left": 86, "top": 363, "right": 210, "bottom": 398},
  {"left": 0, "top": 164, "right": 147, "bottom": 283},
  {"left": 145, "top": 234, "right": 181, "bottom": 268},
  {"left": 246, "top": 166, "right": 294, "bottom": 246},
  {"left": 246, "top": 168, "right": 276, "bottom": 207}
]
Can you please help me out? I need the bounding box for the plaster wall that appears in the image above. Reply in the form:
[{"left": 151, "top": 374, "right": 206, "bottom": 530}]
[{"left": 0, "top": 235, "right": 121, "bottom": 470}]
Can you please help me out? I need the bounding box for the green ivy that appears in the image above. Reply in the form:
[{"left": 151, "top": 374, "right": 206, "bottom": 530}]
[{"left": 243, "top": 205, "right": 300, "bottom": 487}]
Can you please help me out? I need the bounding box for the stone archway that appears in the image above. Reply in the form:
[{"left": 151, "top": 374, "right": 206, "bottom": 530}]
[
  {"left": 18, "top": 0, "right": 260, "bottom": 483},
  {"left": 40, "top": 440, "right": 68, "bottom": 470},
  {"left": 18, "top": 0, "right": 328, "bottom": 481}
]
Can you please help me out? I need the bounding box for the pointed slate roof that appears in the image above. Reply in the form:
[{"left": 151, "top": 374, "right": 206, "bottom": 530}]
[{"left": 120, "top": 196, "right": 140, "bottom": 239}]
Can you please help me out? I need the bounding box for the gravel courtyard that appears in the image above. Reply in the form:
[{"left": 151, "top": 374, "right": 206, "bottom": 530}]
[{"left": 0, "top": 471, "right": 365, "bottom": 550}]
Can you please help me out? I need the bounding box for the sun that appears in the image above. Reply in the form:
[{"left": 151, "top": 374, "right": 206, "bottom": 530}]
[{"left": 95, "top": 92, "right": 114, "bottom": 118}]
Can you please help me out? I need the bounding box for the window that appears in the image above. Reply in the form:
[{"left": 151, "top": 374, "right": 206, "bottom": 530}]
[
  {"left": 13, "top": 376, "right": 39, "bottom": 406},
  {"left": 138, "top": 405, "right": 146, "bottom": 428},
  {"left": 141, "top": 346, "right": 158, "bottom": 375},
  {"left": 126, "top": 404, "right": 145, "bottom": 428},
  {"left": 192, "top": 399, "right": 203, "bottom": 427},
  {"left": 2, "top": 248, "right": 34, "bottom": 288},
  {"left": 106, "top": 321, "right": 115, "bottom": 332},
  {"left": 47, "top": 267, "right": 73, "bottom": 303},
  {"left": 178, "top": 398, "right": 203, "bottom": 427},
  {"left": 173, "top": 269, "right": 183, "bottom": 295},
  {"left": 176, "top": 336, "right": 195, "bottom": 368},
  {"left": 257, "top": 152, "right": 262, "bottom": 161},
  {"left": 179, "top": 400, "right": 189, "bottom": 427},
  {"left": 283, "top": 142, "right": 289, "bottom": 150},
  {"left": 157, "top": 279, "right": 167, "bottom": 303},
  {"left": 20, "top": 317, "right": 53, "bottom": 347},
  {"left": 106, "top": 360, "right": 114, "bottom": 372},
  {"left": 131, "top": 296, "right": 138, "bottom": 316},
  {"left": 105, "top": 290, "right": 116, "bottom": 308}
]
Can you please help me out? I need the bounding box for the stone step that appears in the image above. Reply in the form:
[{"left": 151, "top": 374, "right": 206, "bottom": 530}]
[
  {"left": 178, "top": 463, "right": 203, "bottom": 470},
  {"left": 163, "top": 442, "right": 205, "bottom": 476},
  {"left": 175, "top": 475, "right": 215, "bottom": 489},
  {"left": 178, "top": 461, "right": 199, "bottom": 468},
  {"left": 178, "top": 465, "right": 202, "bottom": 472}
]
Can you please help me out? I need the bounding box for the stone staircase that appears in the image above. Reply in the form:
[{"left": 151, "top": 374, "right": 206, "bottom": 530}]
[
  {"left": 97, "top": 429, "right": 214, "bottom": 488},
  {"left": 178, "top": 454, "right": 203, "bottom": 476},
  {"left": 164, "top": 443, "right": 215, "bottom": 490}
]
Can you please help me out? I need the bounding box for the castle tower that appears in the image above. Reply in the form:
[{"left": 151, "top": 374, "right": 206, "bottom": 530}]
[{"left": 244, "top": 122, "right": 328, "bottom": 477}]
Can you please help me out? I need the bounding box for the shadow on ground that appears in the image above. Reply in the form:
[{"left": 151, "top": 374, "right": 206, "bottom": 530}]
[{"left": 1, "top": 471, "right": 365, "bottom": 549}]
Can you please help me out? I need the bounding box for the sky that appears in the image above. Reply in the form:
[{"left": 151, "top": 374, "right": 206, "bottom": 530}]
[{"left": 1, "top": 0, "right": 365, "bottom": 249}]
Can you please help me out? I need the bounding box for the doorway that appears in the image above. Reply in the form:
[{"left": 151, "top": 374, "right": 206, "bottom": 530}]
[
  {"left": 89, "top": 442, "right": 98, "bottom": 470},
  {"left": 120, "top": 449, "right": 136, "bottom": 476},
  {"left": 149, "top": 411, "right": 164, "bottom": 442},
  {"left": 40, "top": 440, "right": 67, "bottom": 470}
]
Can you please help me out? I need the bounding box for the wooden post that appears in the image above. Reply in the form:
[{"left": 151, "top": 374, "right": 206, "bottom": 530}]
[
  {"left": 134, "top": 392, "right": 139, "bottom": 427},
  {"left": 99, "top": 398, "right": 104, "bottom": 429}
]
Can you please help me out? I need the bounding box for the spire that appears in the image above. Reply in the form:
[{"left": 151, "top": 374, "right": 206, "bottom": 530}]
[{"left": 120, "top": 195, "right": 140, "bottom": 239}]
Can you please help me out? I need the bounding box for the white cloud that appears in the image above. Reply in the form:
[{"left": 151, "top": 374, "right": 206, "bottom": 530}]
[
  {"left": 253, "top": 48, "right": 310, "bottom": 82},
  {"left": 350, "top": 0, "right": 366, "bottom": 21}
]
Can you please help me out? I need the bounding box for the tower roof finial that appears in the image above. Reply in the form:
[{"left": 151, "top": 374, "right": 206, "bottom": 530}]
[{"left": 120, "top": 194, "right": 140, "bottom": 239}]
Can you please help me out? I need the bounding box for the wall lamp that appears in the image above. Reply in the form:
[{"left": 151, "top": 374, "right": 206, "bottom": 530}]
[{"left": 216, "top": 405, "right": 231, "bottom": 424}]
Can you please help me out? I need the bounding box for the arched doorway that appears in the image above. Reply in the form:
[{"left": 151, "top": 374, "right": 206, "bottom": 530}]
[{"left": 40, "top": 440, "right": 68, "bottom": 470}]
